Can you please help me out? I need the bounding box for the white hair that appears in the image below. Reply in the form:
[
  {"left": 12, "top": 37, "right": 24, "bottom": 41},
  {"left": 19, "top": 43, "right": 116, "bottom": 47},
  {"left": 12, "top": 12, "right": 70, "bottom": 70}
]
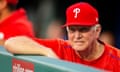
[
  {"left": 92, "top": 24, "right": 100, "bottom": 31},
  {"left": 66, "top": 24, "right": 100, "bottom": 32}
]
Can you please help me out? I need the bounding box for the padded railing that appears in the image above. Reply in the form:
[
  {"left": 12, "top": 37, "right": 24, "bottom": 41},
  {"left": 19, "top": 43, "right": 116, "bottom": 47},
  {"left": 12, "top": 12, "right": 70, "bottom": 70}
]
[{"left": 0, "top": 46, "right": 104, "bottom": 72}]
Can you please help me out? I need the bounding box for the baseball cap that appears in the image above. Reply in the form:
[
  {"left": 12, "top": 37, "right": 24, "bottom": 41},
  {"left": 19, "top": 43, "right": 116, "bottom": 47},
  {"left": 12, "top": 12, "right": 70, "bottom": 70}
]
[
  {"left": 6, "top": 0, "right": 18, "bottom": 5},
  {"left": 63, "top": 2, "right": 99, "bottom": 27}
]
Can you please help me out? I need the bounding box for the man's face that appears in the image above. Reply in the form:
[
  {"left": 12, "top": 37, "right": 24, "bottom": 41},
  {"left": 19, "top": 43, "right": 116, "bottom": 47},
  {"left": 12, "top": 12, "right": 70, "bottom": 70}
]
[{"left": 67, "top": 25, "right": 100, "bottom": 51}]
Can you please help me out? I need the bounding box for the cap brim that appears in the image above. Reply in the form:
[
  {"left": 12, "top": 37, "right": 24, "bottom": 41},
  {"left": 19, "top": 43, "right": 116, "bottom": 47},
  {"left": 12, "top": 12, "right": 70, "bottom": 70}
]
[{"left": 62, "top": 23, "right": 96, "bottom": 28}]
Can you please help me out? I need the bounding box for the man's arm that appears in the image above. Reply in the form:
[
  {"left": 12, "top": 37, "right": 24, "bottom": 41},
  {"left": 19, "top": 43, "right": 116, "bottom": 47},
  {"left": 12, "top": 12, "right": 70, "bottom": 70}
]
[{"left": 4, "top": 36, "right": 59, "bottom": 59}]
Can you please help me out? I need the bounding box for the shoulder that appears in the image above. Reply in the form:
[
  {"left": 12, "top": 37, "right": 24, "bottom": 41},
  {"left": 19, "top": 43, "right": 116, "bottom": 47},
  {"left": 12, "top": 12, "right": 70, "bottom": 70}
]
[
  {"left": 105, "top": 43, "right": 120, "bottom": 58},
  {"left": 11, "top": 17, "right": 34, "bottom": 32},
  {"left": 14, "top": 18, "right": 32, "bottom": 26},
  {"left": 12, "top": 9, "right": 32, "bottom": 26}
]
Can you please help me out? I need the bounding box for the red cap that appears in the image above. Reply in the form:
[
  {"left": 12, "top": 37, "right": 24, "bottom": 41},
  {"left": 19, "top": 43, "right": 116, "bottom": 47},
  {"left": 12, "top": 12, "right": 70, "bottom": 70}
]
[
  {"left": 63, "top": 2, "right": 99, "bottom": 27},
  {"left": 6, "top": 0, "right": 18, "bottom": 5}
]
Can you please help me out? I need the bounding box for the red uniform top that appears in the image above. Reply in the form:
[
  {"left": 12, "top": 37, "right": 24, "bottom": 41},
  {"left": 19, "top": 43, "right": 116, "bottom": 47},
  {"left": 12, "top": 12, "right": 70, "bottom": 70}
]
[
  {"left": 34, "top": 38, "right": 120, "bottom": 72},
  {"left": 0, "top": 8, "right": 35, "bottom": 39}
]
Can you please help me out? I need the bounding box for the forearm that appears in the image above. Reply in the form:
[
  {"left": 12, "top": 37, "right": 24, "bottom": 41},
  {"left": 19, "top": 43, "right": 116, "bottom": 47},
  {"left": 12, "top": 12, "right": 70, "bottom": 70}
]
[{"left": 4, "top": 36, "right": 49, "bottom": 56}]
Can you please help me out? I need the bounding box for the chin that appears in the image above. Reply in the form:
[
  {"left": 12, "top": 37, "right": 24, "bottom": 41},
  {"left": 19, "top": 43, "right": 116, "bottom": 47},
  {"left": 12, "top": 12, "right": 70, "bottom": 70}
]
[{"left": 72, "top": 45, "right": 87, "bottom": 51}]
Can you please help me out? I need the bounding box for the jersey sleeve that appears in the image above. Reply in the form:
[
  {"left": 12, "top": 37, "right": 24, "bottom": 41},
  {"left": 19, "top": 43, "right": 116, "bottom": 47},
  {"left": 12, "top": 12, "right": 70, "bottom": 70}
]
[
  {"left": 32, "top": 38, "right": 72, "bottom": 59},
  {"left": 32, "top": 38, "right": 61, "bottom": 53},
  {"left": 107, "top": 45, "right": 120, "bottom": 72}
]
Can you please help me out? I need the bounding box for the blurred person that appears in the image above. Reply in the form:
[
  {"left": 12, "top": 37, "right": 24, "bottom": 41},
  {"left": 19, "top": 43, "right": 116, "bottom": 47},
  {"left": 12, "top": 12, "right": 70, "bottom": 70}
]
[
  {"left": 4, "top": 2, "right": 120, "bottom": 71},
  {"left": 45, "top": 20, "right": 64, "bottom": 39},
  {"left": 100, "top": 31, "right": 115, "bottom": 46},
  {"left": 0, "top": 0, "right": 35, "bottom": 45}
]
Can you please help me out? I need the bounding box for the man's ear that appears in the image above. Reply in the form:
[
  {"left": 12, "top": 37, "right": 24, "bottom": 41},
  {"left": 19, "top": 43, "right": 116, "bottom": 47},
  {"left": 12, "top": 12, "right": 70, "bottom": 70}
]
[{"left": 0, "top": 0, "right": 7, "bottom": 11}]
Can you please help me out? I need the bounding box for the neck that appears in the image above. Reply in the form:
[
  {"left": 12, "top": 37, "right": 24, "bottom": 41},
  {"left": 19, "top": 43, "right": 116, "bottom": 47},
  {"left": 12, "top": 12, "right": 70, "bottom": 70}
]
[
  {"left": 76, "top": 40, "right": 104, "bottom": 61},
  {"left": 0, "top": 8, "right": 13, "bottom": 22}
]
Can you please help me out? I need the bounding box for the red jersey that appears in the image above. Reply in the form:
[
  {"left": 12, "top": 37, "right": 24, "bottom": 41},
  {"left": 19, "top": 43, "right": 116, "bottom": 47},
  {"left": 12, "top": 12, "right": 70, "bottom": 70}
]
[
  {"left": 34, "top": 38, "right": 120, "bottom": 72},
  {"left": 0, "top": 8, "right": 35, "bottom": 39}
]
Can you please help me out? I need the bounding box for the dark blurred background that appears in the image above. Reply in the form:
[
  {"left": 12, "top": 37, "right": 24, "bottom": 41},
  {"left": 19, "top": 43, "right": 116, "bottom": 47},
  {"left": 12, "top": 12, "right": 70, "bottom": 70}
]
[{"left": 16, "top": 0, "right": 120, "bottom": 48}]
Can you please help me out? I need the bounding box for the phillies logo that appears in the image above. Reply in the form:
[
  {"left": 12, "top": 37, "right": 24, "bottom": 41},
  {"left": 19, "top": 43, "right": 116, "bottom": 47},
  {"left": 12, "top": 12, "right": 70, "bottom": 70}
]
[{"left": 73, "top": 8, "right": 80, "bottom": 18}]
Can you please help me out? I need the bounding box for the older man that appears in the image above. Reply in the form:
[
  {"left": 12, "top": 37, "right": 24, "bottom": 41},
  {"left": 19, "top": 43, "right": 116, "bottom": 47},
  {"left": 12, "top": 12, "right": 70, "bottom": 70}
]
[{"left": 4, "top": 2, "right": 120, "bottom": 72}]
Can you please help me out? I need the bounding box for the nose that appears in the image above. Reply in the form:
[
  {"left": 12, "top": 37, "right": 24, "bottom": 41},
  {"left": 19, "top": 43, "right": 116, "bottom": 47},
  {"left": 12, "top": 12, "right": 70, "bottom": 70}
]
[{"left": 74, "top": 31, "right": 82, "bottom": 39}]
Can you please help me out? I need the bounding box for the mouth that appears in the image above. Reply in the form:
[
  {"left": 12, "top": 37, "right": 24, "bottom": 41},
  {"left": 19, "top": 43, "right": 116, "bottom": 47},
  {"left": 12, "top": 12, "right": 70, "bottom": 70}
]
[
  {"left": 74, "top": 41, "right": 84, "bottom": 43},
  {"left": 74, "top": 41, "right": 84, "bottom": 45}
]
